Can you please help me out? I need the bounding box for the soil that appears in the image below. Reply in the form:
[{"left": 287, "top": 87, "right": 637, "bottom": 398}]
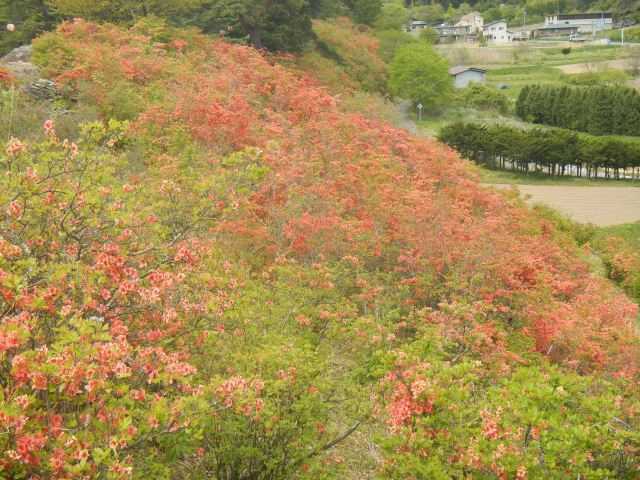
[{"left": 491, "top": 184, "right": 640, "bottom": 226}]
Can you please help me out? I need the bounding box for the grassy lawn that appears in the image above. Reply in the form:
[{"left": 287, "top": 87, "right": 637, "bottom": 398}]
[
  {"left": 478, "top": 166, "right": 640, "bottom": 187},
  {"left": 416, "top": 107, "right": 528, "bottom": 137}
]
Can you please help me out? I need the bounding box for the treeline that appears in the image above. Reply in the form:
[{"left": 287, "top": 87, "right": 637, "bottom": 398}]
[
  {"left": 1, "top": 0, "right": 384, "bottom": 55},
  {"left": 439, "top": 122, "right": 640, "bottom": 179},
  {"left": 516, "top": 84, "right": 640, "bottom": 136}
]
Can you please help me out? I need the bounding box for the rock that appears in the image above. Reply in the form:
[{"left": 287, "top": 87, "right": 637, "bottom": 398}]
[
  {"left": 0, "top": 45, "right": 39, "bottom": 80},
  {"left": 1, "top": 45, "right": 32, "bottom": 63},
  {"left": 1, "top": 45, "right": 61, "bottom": 100},
  {"left": 26, "top": 79, "right": 59, "bottom": 100}
]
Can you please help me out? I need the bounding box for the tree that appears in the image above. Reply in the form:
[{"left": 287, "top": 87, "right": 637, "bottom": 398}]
[
  {"left": 45, "top": 0, "right": 203, "bottom": 22},
  {"left": 389, "top": 43, "right": 452, "bottom": 110},
  {"left": 375, "top": 29, "right": 418, "bottom": 62},
  {"left": 344, "top": 0, "right": 382, "bottom": 25},
  {"left": 419, "top": 26, "right": 439, "bottom": 44},
  {"left": 413, "top": 3, "right": 444, "bottom": 23},
  {"left": 0, "top": 0, "right": 58, "bottom": 56},
  {"left": 374, "top": 1, "right": 410, "bottom": 31},
  {"left": 193, "top": 0, "right": 316, "bottom": 52}
]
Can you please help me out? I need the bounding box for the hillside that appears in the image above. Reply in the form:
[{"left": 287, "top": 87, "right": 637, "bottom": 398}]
[{"left": 1, "top": 18, "right": 640, "bottom": 479}]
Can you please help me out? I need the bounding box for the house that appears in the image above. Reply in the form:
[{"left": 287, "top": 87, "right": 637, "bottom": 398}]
[
  {"left": 532, "top": 25, "right": 579, "bottom": 39},
  {"left": 407, "top": 20, "right": 429, "bottom": 32},
  {"left": 434, "top": 23, "right": 470, "bottom": 42},
  {"left": 483, "top": 20, "right": 512, "bottom": 42},
  {"left": 449, "top": 66, "right": 487, "bottom": 88},
  {"left": 544, "top": 12, "right": 613, "bottom": 33},
  {"left": 509, "top": 24, "right": 534, "bottom": 41},
  {"left": 456, "top": 12, "right": 484, "bottom": 33}
]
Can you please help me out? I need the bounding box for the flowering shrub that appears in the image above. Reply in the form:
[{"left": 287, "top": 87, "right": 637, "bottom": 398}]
[
  {"left": 3, "top": 18, "right": 640, "bottom": 478},
  {"left": 0, "top": 68, "right": 14, "bottom": 87},
  {"left": 301, "top": 17, "right": 388, "bottom": 94}
]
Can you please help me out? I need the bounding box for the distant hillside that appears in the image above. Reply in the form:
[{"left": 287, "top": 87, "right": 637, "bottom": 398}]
[{"left": 403, "top": 0, "right": 640, "bottom": 29}]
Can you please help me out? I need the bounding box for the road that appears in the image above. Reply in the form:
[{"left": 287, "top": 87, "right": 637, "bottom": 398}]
[{"left": 491, "top": 184, "right": 640, "bottom": 226}]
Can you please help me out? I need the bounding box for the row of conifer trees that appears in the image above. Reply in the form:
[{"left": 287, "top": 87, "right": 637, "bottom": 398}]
[
  {"left": 515, "top": 84, "right": 640, "bottom": 137},
  {"left": 439, "top": 122, "right": 640, "bottom": 179}
]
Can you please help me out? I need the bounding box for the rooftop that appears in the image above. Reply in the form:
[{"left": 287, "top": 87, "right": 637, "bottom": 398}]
[
  {"left": 448, "top": 66, "right": 487, "bottom": 76},
  {"left": 484, "top": 19, "right": 507, "bottom": 28}
]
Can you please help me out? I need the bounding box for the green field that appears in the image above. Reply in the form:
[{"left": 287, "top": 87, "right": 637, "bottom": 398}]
[
  {"left": 438, "top": 43, "right": 640, "bottom": 99},
  {"left": 478, "top": 166, "right": 640, "bottom": 187},
  {"left": 415, "top": 107, "right": 526, "bottom": 136}
]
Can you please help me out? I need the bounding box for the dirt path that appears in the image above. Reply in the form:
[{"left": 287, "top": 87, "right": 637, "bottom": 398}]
[
  {"left": 491, "top": 184, "right": 640, "bottom": 226},
  {"left": 396, "top": 100, "right": 418, "bottom": 135}
]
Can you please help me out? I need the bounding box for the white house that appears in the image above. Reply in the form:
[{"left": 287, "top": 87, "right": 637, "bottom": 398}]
[
  {"left": 449, "top": 66, "right": 487, "bottom": 88},
  {"left": 544, "top": 12, "right": 613, "bottom": 33},
  {"left": 456, "top": 12, "right": 484, "bottom": 33},
  {"left": 483, "top": 20, "right": 512, "bottom": 42}
]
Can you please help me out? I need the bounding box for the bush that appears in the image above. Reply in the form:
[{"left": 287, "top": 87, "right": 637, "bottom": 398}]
[
  {"left": 459, "top": 83, "right": 510, "bottom": 113},
  {"left": 311, "top": 18, "right": 388, "bottom": 93}
]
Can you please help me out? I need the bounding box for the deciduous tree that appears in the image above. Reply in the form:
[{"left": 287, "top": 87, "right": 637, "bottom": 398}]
[{"left": 389, "top": 42, "right": 452, "bottom": 110}]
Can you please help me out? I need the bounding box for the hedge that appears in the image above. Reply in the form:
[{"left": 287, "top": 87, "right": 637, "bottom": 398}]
[
  {"left": 439, "top": 122, "right": 640, "bottom": 179},
  {"left": 516, "top": 84, "right": 640, "bottom": 136}
]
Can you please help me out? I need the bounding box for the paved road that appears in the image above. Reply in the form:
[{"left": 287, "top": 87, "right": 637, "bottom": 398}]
[{"left": 491, "top": 184, "right": 640, "bottom": 226}]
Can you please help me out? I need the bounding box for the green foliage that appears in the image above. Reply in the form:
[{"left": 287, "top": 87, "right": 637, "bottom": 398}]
[
  {"left": 565, "top": 69, "right": 631, "bottom": 86},
  {"left": 375, "top": 29, "right": 417, "bottom": 63},
  {"left": 192, "top": 0, "right": 315, "bottom": 52},
  {"left": 0, "top": 0, "right": 59, "bottom": 56},
  {"left": 31, "top": 30, "right": 76, "bottom": 75},
  {"left": 516, "top": 84, "right": 640, "bottom": 136},
  {"left": 419, "top": 26, "right": 439, "bottom": 44},
  {"left": 309, "top": 17, "right": 388, "bottom": 93},
  {"left": 459, "top": 83, "right": 510, "bottom": 113},
  {"left": 380, "top": 336, "right": 640, "bottom": 479},
  {"left": 608, "top": 26, "right": 640, "bottom": 43},
  {"left": 389, "top": 42, "right": 452, "bottom": 110},
  {"left": 439, "top": 121, "right": 640, "bottom": 179},
  {"left": 343, "top": 0, "right": 382, "bottom": 25},
  {"left": 45, "top": 0, "right": 204, "bottom": 21},
  {"left": 373, "top": 1, "right": 409, "bottom": 31}
]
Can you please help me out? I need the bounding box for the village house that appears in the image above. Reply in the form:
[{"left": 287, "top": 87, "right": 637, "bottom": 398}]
[
  {"left": 483, "top": 20, "right": 512, "bottom": 43},
  {"left": 434, "top": 23, "right": 470, "bottom": 42},
  {"left": 544, "top": 12, "right": 613, "bottom": 33},
  {"left": 455, "top": 12, "right": 484, "bottom": 33},
  {"left": 407, "top": 20, "right": 428, "bottom": 33},
  {"left": 533, "top": 24, "right": 579, "bottom": 38},
  {"left": 449, "top": 66, "right": 487, "bottom": 88}
]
